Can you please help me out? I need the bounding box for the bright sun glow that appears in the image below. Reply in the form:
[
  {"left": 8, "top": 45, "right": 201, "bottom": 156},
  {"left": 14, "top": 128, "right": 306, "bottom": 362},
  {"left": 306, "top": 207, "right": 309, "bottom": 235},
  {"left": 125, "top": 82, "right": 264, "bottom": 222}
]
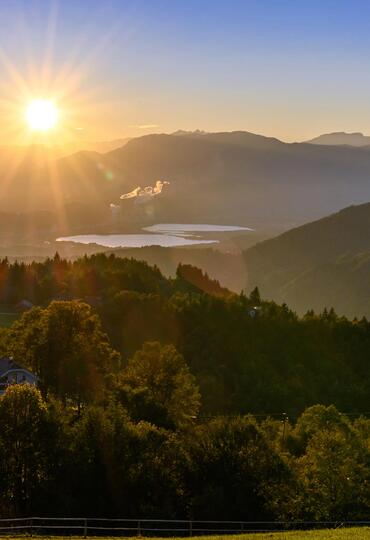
[{"left": 26, "top": 99, "right": 59, "bottom": 131}]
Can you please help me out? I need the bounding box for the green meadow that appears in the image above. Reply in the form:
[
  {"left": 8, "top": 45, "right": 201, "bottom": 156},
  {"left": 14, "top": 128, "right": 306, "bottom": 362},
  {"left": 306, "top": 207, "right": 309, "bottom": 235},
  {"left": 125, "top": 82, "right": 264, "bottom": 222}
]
[{"left": 3, "top": 532, "right": 370, "bottom": 540}]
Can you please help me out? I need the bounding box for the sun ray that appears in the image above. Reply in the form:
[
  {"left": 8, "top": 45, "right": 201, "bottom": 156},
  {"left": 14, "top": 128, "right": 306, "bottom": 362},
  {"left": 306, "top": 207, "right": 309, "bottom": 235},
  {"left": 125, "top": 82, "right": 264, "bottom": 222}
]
[
  {"left": 41, "top": 1, "right": 59, "bottom": 91},
  {"left": 44, "top": 152, "right": 70, "bottom": 234},
  {"left": 0, "top": 3, "right": 129, "bottom": 235}
]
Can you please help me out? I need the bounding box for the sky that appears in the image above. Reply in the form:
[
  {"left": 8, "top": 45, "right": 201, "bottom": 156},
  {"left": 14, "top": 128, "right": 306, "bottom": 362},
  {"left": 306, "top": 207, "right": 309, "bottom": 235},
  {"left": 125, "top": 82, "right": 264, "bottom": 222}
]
[{"left": 0, "top": 0, "right": 370, "bottom": 144}]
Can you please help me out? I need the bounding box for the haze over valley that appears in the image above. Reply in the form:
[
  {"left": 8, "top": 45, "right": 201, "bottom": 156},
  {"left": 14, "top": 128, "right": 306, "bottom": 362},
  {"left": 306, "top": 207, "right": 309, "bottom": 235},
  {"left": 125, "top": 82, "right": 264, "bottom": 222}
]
[
  {"left": 2, "top": 128, "right": 370, "bottom": 320},
  {"left": 4, "top": 129, "right": 370, "bottom": 237}
]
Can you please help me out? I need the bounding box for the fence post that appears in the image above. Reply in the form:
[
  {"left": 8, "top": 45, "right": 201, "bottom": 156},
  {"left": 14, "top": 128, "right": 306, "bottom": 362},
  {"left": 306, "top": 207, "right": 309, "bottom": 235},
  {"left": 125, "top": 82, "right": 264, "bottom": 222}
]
[
  {"left": 30, "top": 518, "right": 33, "bottom": 537},
  {"left": 84, "top": 518, "right": 87, "bottom": 538},
  {"left": 189, "top": 520, "right": 193, "bottom": 537},
  {"left": 138, "top": 520, "right": 141, "bottom": 536}
]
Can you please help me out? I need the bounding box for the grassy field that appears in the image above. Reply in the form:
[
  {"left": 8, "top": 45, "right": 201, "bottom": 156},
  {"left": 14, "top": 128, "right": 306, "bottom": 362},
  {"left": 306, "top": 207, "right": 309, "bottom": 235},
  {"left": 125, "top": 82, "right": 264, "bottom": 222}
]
[
  {"left": 0, "top": 312, "right": 19, "bottom": 327},
  {"left": 0, "top": 304, "right": 20, "bottom": 327},
  {"left": 228, "top": 530, "right": 370, "bottom": 539},
  {"left": 2, "top": 532, "right": 370, "bottom": 540}
]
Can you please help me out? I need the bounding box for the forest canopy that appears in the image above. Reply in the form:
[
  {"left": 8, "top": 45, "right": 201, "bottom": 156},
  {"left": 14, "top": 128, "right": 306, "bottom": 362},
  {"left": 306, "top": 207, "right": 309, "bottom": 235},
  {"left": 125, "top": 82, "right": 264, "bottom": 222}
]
[
  {"left": 0, "top": 253, "right": 369, "bottom": 415},
  {"left": 0, "top": 254, "right": 370, "bottom": 518}
]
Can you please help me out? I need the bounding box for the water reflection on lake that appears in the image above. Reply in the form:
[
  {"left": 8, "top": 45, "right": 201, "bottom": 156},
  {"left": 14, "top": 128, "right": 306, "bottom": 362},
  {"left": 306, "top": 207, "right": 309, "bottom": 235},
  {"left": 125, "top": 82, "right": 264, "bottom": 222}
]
[
  {"left": 144, "top": 223, "right": 253, "bottom": 234},
  {"left": 56, "top": 234, "right": 218, "bottom": 248},
  {"left": 56, "top": 223, "right": 253, "bottom": 249}
]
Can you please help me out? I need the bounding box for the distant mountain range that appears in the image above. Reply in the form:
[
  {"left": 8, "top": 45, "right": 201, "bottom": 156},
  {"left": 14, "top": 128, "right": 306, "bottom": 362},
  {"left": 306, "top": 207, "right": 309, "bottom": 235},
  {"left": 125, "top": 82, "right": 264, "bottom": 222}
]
[
  {"left": 244, "top": 202, "right": 370, "bottom": 317},
  {"left": 307, "top": 131, "right": 370, "bottom": 146},
  {"left": 3, "top": 130, "right": 370, "bottom": 238},
  {"left": 49, "top": 131, "right": 370, "bottom": 228},
  {"left": 75, "top": 137, "right": 131, "bottom": 154}
]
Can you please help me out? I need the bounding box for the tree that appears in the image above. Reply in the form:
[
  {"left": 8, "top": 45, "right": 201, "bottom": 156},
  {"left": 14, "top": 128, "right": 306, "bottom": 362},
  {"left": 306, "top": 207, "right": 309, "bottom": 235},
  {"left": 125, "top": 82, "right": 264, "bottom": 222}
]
[
  {"left": 115, "top": 342, "right": 201, "bottom": 429},
  {"left": 187, "top": 416, "right": 294, "bottom": 520},
  {"left": 0, "top": 385, "right": 59, "bottom": 515},
  {"left": 6, "top": 301, "right": 120, "bottom": 407},
  {"left": 249, "top": 286, "right": 261, "bottom": 306},
  {"left": 67, "top": 403, "right": 188, "bottom": 517},
  {"left": 295, "top": 428, "right": 370, "bottom": 520},
  {"left": 291, "top": 405, "right": 352, "bottom": 454}
]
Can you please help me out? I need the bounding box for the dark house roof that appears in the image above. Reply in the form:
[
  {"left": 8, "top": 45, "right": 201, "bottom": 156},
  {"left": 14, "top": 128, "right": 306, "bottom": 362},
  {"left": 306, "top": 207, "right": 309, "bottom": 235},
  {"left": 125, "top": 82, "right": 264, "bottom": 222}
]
[
  {"left": 14, "top": 299, "right": 34, "bottom": 312},
  {"left": 0, "top": 357, "right": 29, "bottom": 376}
]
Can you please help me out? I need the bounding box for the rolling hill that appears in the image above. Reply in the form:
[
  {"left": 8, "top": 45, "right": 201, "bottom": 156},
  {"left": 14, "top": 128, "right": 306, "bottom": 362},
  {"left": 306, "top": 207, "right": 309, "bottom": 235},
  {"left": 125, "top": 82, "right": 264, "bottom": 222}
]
[{"left": 244, "top": 202, "right": 370, "bottom": 317}]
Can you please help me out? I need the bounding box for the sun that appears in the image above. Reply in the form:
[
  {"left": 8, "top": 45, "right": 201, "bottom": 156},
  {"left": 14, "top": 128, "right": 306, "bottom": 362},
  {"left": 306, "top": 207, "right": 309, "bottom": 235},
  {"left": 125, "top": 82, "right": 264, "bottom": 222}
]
[{"left": 26, "top": 99, "right": 59, "bottom": 131}]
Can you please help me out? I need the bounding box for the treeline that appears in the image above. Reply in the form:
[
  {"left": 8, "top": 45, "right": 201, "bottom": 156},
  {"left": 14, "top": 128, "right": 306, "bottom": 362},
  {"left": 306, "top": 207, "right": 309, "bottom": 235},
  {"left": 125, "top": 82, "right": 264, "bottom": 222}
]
[
  {"left": 1, "top": 253, "right": 370, "bottom": 415},
  {"left": 1, "top": 384, "right": 370, "bottom": 520}
]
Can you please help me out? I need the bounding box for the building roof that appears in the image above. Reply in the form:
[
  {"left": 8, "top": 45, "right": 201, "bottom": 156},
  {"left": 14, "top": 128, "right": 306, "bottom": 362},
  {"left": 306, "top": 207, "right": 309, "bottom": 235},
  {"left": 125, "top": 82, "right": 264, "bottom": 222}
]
[
  {"left": 14, "top": 299, "right": 34, "bottom": 311},
  {"left": 0, "top": 357, "right": 31, "bottom": 376}
]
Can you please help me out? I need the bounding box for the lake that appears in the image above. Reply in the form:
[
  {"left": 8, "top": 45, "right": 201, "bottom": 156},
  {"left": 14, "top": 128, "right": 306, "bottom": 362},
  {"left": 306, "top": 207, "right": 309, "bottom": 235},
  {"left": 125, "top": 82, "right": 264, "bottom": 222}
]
[
  {"left": 56, "top": 233, "right": 218, "bottom": 248},
  {"left": 144, "top": 223, "right": 253, "bottom": 234},
  {"left": 56, "top": 223, "right": 253, "bottom": 249}
]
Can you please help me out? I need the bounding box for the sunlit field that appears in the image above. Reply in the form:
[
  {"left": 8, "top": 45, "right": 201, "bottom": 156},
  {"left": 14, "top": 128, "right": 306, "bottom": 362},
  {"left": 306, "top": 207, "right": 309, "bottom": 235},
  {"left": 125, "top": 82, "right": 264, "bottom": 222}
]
[{"left": 3, "top": 532, "right": 370, "bottom": 540}]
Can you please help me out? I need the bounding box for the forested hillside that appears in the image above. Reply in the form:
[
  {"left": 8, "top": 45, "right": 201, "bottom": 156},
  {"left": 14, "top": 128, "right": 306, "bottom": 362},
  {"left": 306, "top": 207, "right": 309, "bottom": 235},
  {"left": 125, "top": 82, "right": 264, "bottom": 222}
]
[
  {"left": 245, "top": 202, "right": 370, "bottom": 318},
  {"left": 1, "top": 254, "right": 370, "bottom": 415}
]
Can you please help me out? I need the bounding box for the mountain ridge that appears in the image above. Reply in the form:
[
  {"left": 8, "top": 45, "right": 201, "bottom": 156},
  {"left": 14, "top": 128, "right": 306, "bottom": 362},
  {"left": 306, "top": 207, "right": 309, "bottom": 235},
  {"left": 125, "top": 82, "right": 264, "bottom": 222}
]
[
  {"left": 244, "top": 201, "right": 370, "bottom": 317},
  {"left": 307, "top": 131, "right": 370, "bottom": 147},
  {"left": 3, "top": 130, "right": 370, "bottom": 236}
]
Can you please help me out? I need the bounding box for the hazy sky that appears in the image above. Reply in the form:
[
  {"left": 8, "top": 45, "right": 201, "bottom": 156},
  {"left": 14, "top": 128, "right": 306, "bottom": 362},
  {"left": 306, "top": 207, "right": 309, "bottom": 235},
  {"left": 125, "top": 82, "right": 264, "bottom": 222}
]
[{"left": 0, "top": 0, "right": 370, "bottom": 143}]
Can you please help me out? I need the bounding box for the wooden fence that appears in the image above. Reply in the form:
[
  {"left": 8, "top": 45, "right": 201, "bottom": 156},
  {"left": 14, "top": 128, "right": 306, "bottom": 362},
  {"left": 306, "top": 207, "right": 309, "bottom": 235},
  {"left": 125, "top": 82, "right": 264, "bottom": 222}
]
[{"left": 0, "top": 517, "right": 368, "bottom": 536}]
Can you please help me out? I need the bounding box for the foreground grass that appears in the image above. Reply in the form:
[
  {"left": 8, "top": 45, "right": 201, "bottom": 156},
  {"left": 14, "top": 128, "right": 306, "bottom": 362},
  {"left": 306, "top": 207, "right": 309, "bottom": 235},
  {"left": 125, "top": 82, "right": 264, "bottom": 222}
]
[
  {"left": 3, "top": 531, "right": 370, "bottom": 540},
  {"left": 0, "top": 311, "right": 19, "bottom": 327},
  {"left": 225, "top": 529, "right": 370, "bottom": 539}
]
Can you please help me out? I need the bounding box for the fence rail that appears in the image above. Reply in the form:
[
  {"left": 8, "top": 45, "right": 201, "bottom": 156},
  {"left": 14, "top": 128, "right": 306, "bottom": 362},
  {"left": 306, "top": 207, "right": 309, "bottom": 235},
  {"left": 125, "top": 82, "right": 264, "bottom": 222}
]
[{"left": 0, "top": 517, "right": 369, "bottom": 537}]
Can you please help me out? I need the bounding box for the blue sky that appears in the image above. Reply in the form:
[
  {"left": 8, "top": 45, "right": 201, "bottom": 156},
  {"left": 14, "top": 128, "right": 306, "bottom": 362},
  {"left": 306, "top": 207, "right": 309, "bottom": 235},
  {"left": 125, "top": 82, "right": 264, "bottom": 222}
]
[{"left": 0, "top": 0, "right": 370, "bottom": 142}]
